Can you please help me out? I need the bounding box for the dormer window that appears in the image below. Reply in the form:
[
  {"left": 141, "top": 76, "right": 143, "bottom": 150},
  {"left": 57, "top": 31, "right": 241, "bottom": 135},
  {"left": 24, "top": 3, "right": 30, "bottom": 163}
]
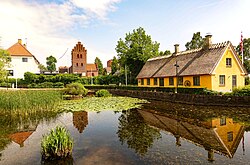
[{"left": 226, "top": 58, "right": 232, "bottom": 67}]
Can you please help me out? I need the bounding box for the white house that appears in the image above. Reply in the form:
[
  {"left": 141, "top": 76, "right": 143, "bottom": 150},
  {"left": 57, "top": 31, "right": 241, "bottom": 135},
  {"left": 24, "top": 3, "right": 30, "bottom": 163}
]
[{"left": 6, "top": 39, "right": 40, "bottom": 79}]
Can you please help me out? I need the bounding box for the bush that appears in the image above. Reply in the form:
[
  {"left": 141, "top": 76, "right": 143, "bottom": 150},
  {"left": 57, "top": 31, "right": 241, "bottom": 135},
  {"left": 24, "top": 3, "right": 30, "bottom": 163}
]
[
  {"left": 64, "top": 82, "right": 88, "bottom": 96},
  {"left": 41, "top": 126, "right": 73, "bottom": 160},
  {"left": 96, "top": 89, "right": 112, "bottom": 97},
  {"left": 231, "top": 86, "right": 250, "bottom": 96}
]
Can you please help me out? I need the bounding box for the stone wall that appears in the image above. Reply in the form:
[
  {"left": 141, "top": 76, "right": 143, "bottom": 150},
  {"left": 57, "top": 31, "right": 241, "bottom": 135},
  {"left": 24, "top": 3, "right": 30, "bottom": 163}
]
[{"left": 108, "top": 89, "right": 250, "bottom": 107}]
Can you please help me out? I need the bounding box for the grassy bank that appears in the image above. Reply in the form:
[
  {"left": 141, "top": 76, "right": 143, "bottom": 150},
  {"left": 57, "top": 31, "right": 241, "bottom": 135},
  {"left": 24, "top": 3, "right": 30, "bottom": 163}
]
[{"left": 0, "top": 90, "right": 63, "bottom": 111}]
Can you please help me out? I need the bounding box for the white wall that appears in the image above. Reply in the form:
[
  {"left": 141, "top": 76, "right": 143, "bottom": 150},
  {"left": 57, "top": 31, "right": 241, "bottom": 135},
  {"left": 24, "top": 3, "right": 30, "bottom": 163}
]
[{"left": 7, "top": 56, "right": 40, "bottom": 79}]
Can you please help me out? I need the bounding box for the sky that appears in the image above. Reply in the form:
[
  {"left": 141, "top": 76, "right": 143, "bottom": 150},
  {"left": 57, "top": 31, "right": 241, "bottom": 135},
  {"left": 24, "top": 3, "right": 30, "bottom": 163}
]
[{"left": 0, "top": 0, "right": 250, "bottom": 68}]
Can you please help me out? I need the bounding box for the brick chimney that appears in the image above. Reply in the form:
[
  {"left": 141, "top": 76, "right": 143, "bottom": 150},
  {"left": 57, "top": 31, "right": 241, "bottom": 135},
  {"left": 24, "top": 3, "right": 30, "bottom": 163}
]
[
  {"left": 174, "top": 44, "right": 179, "bottom": 55},
  {"left": 204, "top": 34, "right": 212, "bottom": 50},
  {"left": 18, "top": 39, "right": 22, "bottom": 44}
]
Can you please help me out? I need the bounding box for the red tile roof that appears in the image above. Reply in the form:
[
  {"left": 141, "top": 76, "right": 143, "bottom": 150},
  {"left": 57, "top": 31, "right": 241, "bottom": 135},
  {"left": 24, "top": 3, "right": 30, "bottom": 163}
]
[{"left": 7, "top": 42, "right": 33, "bottom": 57}]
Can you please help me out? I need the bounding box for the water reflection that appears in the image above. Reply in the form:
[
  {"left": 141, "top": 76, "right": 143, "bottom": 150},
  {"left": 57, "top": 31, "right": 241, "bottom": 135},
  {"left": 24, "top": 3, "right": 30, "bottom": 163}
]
[
  {"left": 138, "top": 109, "right": 245, "bottom": 161},
  {"left": 117, "top": 110, "right": 161, "bottom": 155},
  {"left": 0, "top": 109, "right": 61, "bottom": 152},
  {"left": 73, "top": 111, "right": 88, "bottom": 133}
]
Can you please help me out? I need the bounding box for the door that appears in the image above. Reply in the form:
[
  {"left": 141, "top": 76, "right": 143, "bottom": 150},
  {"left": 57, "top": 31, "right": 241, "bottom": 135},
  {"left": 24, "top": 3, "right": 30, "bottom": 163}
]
[{"left": 232, "top": 75, "right": 237, "bottom": 88}]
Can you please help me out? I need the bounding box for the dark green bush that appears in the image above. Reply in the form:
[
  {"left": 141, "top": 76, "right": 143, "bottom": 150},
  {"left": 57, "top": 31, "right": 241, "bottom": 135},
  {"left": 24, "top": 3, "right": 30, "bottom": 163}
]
[
  {"left": 64, "top": 82, "right": 88, "bottom": 96},
  {"left": 96, "top": 89, "right": 112, "bottom": 97},
  {"left": 231, "top": 86, "right": 250, "bottom": 96},
  {"left": 41, "top": 126, "right": 73, "bottom": 160}
]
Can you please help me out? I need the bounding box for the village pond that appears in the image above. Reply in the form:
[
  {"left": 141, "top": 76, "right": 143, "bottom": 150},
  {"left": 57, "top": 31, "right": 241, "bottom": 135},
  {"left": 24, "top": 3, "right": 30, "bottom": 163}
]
[{"left": 0, "top": 100, "right": 250, "bottom": 165}]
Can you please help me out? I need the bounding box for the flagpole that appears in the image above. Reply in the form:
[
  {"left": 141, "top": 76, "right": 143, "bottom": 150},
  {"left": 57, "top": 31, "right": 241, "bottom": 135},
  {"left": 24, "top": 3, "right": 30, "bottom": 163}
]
[{"left": 241, "top": 31, "right": 244, "bottom": 64}]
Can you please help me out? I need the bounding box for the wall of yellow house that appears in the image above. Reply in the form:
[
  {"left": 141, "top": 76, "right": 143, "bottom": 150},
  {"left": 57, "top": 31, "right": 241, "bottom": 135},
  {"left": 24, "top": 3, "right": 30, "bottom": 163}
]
[{"left": 212, "top": 48, "right": 245, "bottom": 92}]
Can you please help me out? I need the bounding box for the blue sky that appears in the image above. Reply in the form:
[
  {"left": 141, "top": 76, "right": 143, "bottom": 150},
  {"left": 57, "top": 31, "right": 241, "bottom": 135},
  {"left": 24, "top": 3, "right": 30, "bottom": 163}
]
[{"left": 0, "top": 0, "right": 249, "bottom": 67}]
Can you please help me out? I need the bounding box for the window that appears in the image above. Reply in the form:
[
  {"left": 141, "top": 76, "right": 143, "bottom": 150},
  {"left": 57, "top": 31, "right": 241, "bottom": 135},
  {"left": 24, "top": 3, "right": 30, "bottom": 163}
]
[
  {"left": 141, "top": 79, "right": 144, "bottom": 85},
  {"left": 220, "top": 117, "right": 226, "bottom": 126},
  {"left": 193, "top": 76, "right": 200, "bottom": 86},
  {"left": 147, "top": 78, "right": 150, "bottom": 85},
  {"left": 154, "top": 78, "right": 158, "bottom": 85},
  {"left": 77, "top": 54, "right": 79, "bottom": 58},
  {"left": 219, "top": 75, "right": 225, "bottom": 86},
  {"left": 226, "top": 58, "right": 232, "bottom": 67},
  {"left": 178, "top": 77, "right": 183, "bottom": 85},
  {"left": 76, "top": 63, "right": 78, "bottom": 66},
  {"left": 159, "top": 78, "right": 164, "bottom": 86},
  {"left": 169, "top": 77, "right": 174, "bottom": 86},
  {"left": 81, "top": 63, "right": 83, "bottom": 66},
  {"left": 227, "top": 132, "right": 233, "bottom": 142},
  {"left": 80, "top": 54, "right": 82, "bottom": 58},
  {"left": 22, "top": 58, "right": 28, "bottom": 62}
]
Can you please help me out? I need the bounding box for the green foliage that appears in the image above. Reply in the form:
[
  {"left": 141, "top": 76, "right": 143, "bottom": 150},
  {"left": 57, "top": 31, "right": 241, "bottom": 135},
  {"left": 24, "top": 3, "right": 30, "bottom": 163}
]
[
  {"left": 230, "top": 86, "right": 250, "bottom": 96},
  {"left": 236, "top": 38, "right": 250, "bottom": 73},
  {"left": 0, "top": 49, "right": 11, "bottom": 81},
  {"left": 38, "top": 64, "right": 47, "bottom": 73},
  {"left": 58, "top": 97, "right": 148, "bottom": 112},
  {"left": 116, "top": 27, "right": 160, "bottom": 83},
  {"left": 0, "top": 90, "right": 63, "bottom": 111},
  {"left": 159, "top": 50, "right": 171, "bottom": 56},
  {"left": 94, "top": 57, "right": 104, "bottom": 75},
  {"left": 41, "top": 126, "right": 73, "bottom": 160},
  {"left": 111, "top": 56, "right": 119, "bottom": 74},
  {"left": 46, "top": 55, "right": 57, "bottom": 73},
  {"left": 185, "top": 32, "right": 205, "bottom": 50},
  {"left": 27, "top": 82, "right": 64, "bottom": 88},
  {"left": 95, "top": 89, "right": 111, "bottom": 97},
  {"left": 64, "top": 82, "right": 88, "bottom": 96},
  {"left": 245, "top": 77, "right": 250, "bottom": 85}
]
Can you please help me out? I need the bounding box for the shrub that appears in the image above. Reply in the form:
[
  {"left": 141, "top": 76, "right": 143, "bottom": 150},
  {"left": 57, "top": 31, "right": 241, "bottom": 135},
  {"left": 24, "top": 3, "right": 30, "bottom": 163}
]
[
  {"left": 96, "top": 89, "right": 112, "bottom": 97},
  {"left": 64, "top": 82, "right": 88, "bottom": 96},
  {"left": 41, "top": 126, "right": 73, "bottom": 160},
  {"left": 231, "top": 86, "right": 250, "bottom": 96}
]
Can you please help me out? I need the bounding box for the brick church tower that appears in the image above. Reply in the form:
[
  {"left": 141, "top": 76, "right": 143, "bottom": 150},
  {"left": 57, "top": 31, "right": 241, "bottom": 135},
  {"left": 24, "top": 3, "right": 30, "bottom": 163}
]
[{"left": 70, "top": 41, "right": 87, "bottom": 75}]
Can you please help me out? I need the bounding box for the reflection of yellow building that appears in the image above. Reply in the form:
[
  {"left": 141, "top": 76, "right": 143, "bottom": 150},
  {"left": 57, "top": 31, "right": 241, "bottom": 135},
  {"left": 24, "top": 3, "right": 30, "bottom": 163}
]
[
  {"left": 73, "top": 111, "right": 88, "bottom": 133},
  {"left": 138, "top": 110, "right": 245, "bottom": 161}
]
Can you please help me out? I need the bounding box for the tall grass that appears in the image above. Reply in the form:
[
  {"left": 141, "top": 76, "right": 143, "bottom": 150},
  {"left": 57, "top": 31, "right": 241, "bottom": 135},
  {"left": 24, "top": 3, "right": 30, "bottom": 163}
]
[
  {"left": 0, "top": 90, "right": 63, "bottom": 111},
  {"left": 41, "top": 126, "right": 73, "bottom": 160}
]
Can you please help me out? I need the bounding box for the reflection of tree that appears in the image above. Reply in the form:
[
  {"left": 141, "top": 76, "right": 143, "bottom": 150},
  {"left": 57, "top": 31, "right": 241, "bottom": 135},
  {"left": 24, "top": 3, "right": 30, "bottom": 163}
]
[{"left": 117, "top": 110, "right": 161, "bottom": 155}]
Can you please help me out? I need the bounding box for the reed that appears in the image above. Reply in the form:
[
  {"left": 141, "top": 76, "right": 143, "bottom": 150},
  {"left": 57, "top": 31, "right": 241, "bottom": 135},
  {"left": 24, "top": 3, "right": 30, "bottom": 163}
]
[
  {"left": 41, "top": 126, "right": 73, "bottom": 160},
  {"left": 0, "top": 90, "right": 63, "bottom": 111}
]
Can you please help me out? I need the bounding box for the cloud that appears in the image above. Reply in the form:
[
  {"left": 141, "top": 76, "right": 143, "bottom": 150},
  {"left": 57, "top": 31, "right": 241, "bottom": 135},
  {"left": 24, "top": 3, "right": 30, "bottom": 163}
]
[
  {"left": 70, "top": 0, "right": 122, "bottom": 19},
  {"left": 0, "top": 0, "right": 121, "bottom": 67}
]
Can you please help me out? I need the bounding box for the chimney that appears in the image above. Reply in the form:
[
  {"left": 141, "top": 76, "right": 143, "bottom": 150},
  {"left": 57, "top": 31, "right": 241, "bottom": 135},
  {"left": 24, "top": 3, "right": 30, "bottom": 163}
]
[
  {"left": 204, "top": 34, "right": 212, "bottom": 49},
  {"left": 174, "top": 44, "right": 179, "bottom": 54},
  {"left": 18, "top": 39, "right": 22, "bottom": 44}
]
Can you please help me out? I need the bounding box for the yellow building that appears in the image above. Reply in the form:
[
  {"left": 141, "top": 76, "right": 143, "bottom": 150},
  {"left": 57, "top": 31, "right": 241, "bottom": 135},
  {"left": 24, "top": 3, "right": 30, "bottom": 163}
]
[{"left": 136, "top": 35, "right": 247, "bottom": 92}]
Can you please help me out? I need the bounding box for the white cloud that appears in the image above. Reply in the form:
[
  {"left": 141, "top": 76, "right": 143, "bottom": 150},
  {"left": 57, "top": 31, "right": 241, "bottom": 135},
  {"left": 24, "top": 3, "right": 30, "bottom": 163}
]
[
  {"left": 0, "top": 0, "right": 121, "bottom": 68},
  {"left": 70, "top": 0, "right": 121, "bottom": 19}
]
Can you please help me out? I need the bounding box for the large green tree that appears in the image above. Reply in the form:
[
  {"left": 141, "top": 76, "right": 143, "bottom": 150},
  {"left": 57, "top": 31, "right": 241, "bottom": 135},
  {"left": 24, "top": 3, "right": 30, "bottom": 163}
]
[
  {"left": 0, "top": 49, "right": 11, "bottom": 81},
  {"left": 111, "top": 56, "right": 119, "bottom": 75},
  {"left": 115, "top": 27, "right": 160, "bottom": 83},
  {"left": 46, "top": 55, "right": 57, "bottom": 73},
  {"left": 185, "top": 32, "right": 205, "bottom": 50},
  {"left": 94, "top": 57, "right": 104, "bottom": 75},
  {"left": 236, "top": 38, "right": 250, "bottom": 73}
]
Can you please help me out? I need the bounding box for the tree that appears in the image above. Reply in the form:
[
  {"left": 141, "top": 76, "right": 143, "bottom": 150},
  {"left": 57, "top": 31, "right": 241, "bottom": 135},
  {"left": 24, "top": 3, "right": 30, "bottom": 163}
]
[
  {"left": 46, "top": 55, "right": 57, "bottom": 73},
  {"left": 0, "top": 49, "right": 11, "bottom": 81},
  {"left": 94, "top": 57, "right": 104, "bottom": 75},
  {"left": 115, "top": 27, "right": 160, "bottom": 83},
  {"left": 236, "top": 38, "right": 250, "bottom": 73},
  {"left": 159, "top": 50, "right": 171, "bottom": 56},
  {"left": 185, "top": 32, "right": 205, "bottom": 50},
  {"left": 111, "top": 56, "right": 119, "bottom": 75},
  {"left": 38, "top": 64, "right": 47, "bottom": 73}
]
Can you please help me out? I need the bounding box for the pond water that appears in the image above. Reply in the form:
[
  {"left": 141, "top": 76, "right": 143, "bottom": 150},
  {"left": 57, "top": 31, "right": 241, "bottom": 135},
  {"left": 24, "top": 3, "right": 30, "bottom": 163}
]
[{"left": 1, "top": 101, "right": 250, "bottom": 165}]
